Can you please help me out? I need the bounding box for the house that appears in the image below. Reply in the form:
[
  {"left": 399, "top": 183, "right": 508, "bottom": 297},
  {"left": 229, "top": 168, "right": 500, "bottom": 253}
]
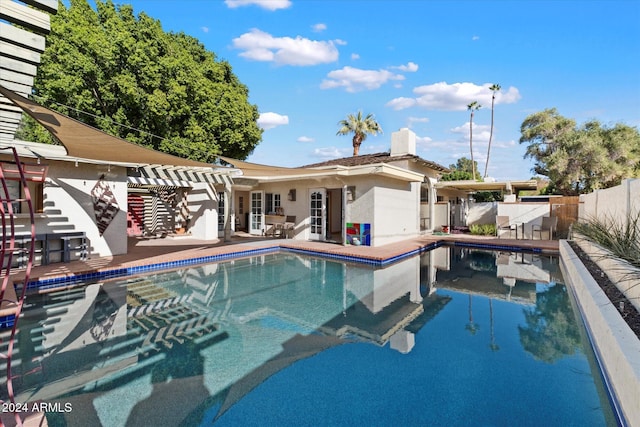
[{"left": 220, "top": 128, "right": 450, "bottom": 247}]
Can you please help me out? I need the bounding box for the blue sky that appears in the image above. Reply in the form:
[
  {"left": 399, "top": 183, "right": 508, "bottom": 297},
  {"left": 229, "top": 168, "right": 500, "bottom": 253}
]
[{"left": 102, "top": 0, "right": 638, "bottom": 180}]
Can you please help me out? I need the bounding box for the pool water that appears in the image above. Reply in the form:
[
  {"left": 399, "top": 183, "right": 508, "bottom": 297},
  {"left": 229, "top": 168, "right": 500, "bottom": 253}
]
[{"left": 1, "top": 247, "right": 618, "bottom": 426}]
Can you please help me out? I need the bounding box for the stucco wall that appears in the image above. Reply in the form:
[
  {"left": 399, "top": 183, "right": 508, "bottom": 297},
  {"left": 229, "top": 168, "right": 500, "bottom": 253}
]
[
  {"left": 14, "top": 160, "right": 129, "bottom": 258},
  {"left": 467, "top": 202, "right": 497, "bottom": 225},
  {"left": 497, "top": 202, "right": 550, "bottom": 239},
  {"left": 250, "top": 174, "right": 421, "bottom": 246},
  {"left": 371, "top": 180, "right": 420, "bottom": 246},
  {"left": 189, "top": 183, "right": 218, "bottom": 240},
  {"left": 579, "top": 178, "right": 640, "bottom": 225}
]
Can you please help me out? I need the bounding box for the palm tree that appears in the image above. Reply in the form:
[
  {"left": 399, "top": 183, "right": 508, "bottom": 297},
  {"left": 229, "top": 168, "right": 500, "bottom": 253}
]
[
  {"left": 467, "top": 101, "right": 481, "bottom": 180},
  {"left": 336, "top": 111, "right": 382, "bottom": 156},
  {"left": 484, "top": 84, "right": 501, "bottom": 179}
]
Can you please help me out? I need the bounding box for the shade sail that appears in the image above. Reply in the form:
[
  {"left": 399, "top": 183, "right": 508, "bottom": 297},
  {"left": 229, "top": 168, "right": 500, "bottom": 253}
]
[
  {"left": 217, "top": 155, "right": 326, "bottom": 177},
  {"left": 0, "top": 85, "right": 215, "bottom": 168}
]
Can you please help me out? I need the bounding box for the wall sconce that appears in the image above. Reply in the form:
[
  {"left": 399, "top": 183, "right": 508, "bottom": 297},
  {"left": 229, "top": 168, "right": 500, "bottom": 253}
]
[
  {"left": 346, "top": 186, "right": 356, "bottom": 202},
  {"left": 287, "top": 189, "right": 296, "bottom": 201}
]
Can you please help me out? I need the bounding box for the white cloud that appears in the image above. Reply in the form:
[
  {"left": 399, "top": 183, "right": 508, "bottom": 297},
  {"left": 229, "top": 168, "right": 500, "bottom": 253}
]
[
  {"left": 415, "top": 135, "right": 433, "bottom": 151},
  {"left": 312, "top": 147, "right": 351, "bottom": 159},
  {"left": 391, "top": 62, "right": 419, "bottom": 72},
  {"left": 351, "top": 53, "right": 360, "bottom": 60},
  {"left": 297, "top": 136, "right": 315, "bottom": 143},
  {"left": 386, "top": 97, "right": 417, "bottom": 110},
  {"left": 451, "top": 122, "right": 492, "bottom": 142},
  {"left": 201, "top": 27, "right": 209, "bottom": 33},
  {"left": 472, "top": 35, "right": 480, "bottom": 41},
  {"left": 258, "top": 112, "right": 289, "bottom": 130},
  {"left": 386, "top": 82, "right": 521, "bottom": 111},
  {"left": 321, "top": 66, "right": 405, "bottom": 92},
  {"left": 232, "top": 29, "right": 340, "bottom": 66},
  {"left": 407, "top": 116, "right": 429, "bottom": 127},
  {"left": 312, "top": 23, "right": 327, "bottom": 32},
  {"left": 225, "top": 0, "right": 291, "bottom": 11}
]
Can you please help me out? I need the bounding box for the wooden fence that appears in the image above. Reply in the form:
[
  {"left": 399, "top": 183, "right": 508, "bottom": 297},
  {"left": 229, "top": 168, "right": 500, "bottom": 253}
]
[{"left": 551, "top": 196, "right": 580, "bottom": 238}]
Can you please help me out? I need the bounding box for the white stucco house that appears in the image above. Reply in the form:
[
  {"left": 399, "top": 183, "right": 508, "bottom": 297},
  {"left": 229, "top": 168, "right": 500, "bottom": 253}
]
[{"left": 218, "top": 128, "right": 451, "bottom": 247}]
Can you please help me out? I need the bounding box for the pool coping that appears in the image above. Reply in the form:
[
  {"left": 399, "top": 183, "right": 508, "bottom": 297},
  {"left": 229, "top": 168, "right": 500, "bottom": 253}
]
[{"left": 559, "top": 240, "right": 640, "bottom": 427}]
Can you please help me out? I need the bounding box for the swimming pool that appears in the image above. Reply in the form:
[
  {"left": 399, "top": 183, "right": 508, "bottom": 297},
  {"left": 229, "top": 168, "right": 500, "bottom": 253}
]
[{"left": 1, "top": 246, "right": 618, "bottom": 426}]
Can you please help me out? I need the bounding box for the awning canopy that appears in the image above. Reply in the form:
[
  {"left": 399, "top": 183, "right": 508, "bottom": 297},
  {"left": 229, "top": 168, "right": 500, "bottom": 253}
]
[
  {"left": 217, "top": 155, "right": 325, "bottom": 178},
  {"left": 0, "top": 85, "right": 215, "bottom": 169},
  {"left": 128, "top": 164, "right": 232, "bottom": 187},
  {"left": 435, "top": 179, "right": 539, "bottom": 193}
]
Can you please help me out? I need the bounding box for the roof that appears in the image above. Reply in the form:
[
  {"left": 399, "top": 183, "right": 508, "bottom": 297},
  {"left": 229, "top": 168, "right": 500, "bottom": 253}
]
[
  {"left": 0, "top": 85, "right": 216, "bottom": 169},
  {"left": 301, "top": 152, "right": 450, "bottom": 173},
  {"left": 435, "top": 179, "right": 539, "bottom": 193},
  {"left": 218, "top": 155, "right": 425, "bottom": 183}
]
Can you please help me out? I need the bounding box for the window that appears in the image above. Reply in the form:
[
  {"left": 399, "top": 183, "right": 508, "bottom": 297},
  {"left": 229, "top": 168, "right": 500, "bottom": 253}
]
[
  {"left": 238, "top": 196, "right": 244, "bottom": 215},
  {"left": 265, "top": 193, "right": 281, "bottom": 215}
]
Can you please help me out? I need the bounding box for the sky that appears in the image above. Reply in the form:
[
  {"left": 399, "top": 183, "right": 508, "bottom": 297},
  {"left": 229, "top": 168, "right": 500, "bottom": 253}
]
[{"left": 94, "top": 0, "right": 639, "bottom": 180}]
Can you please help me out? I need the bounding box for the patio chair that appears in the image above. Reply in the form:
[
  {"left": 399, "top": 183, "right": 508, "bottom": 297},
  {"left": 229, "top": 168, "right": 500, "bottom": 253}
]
[
  {"left": 496, "top": 216, "right": 515, "bottom": 239},
  {"left": 532, "top": 216, "right": 558, "bottom": 240},
  {"left": 283, "top": 216, "right": 296, "bottom": 238}
]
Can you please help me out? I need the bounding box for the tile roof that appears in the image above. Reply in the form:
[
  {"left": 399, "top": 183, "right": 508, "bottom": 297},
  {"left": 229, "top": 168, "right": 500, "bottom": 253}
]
[{"left": 302, "top": 152, "right": 450, "bottom": 172}]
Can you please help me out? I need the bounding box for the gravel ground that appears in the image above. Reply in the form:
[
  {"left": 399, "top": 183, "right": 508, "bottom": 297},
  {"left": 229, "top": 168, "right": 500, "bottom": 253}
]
[{"left": 568, "top": 241, "right": 640, "bottom": 339}]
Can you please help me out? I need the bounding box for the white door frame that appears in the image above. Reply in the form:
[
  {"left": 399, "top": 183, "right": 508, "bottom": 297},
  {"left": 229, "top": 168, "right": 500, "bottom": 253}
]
[
  {"left": 249, "top": 190, "right": 264, "bottom": 235},
  {"left": 309, "top": 188, "right": 326, "bottom": 241}
]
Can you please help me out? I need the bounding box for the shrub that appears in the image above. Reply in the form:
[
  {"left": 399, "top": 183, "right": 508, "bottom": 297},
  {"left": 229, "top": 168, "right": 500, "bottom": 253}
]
[
  {"left": 572, "top": 211, "right": 640, "bottom": 271},
  {"left": 469, "top": 224, "right": 497, "bottom": 236}
]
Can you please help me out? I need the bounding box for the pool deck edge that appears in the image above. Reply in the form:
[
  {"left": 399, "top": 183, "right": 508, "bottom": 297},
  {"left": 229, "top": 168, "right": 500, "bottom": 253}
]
[{"left": 560, "top": 240, "right": 640, "bottom": 427}]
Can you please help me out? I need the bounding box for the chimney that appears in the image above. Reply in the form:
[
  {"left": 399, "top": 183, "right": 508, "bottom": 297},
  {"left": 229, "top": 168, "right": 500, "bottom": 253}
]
[{"left": 390, "top": 128, "right": 416, "bottom": 156}]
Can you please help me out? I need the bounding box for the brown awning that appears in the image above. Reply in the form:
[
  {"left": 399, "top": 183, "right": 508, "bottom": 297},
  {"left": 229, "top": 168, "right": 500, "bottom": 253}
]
[
  {"left": 217, "top": 155, "right": 325, "bottom": 177},
  {"left": 0, "top": 85, "right": 214, "bottom": 168}
]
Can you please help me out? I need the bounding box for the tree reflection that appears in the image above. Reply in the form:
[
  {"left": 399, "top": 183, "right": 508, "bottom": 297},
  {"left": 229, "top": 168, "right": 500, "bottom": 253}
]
[
  {"left": 465, "top": 294, "right": 480, "bottom": 335},
  {"left": 518, "top": 284, "right": 581, "bottom": 363},
  {"left": 488, "top": 299, "right": 500, "bottom": 352}
]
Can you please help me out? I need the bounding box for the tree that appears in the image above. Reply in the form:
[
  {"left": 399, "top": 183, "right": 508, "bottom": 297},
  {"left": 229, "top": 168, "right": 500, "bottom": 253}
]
[
  {"left": 520, "top": 108, "right": 640, "bottom": 195},
  {"left": 336, "top": 111, "right": 382, "bottom": 156},
  {"left": 16, "top": 0, "right": 262, "bottom": 162},
  {"left": 467, "top": 101, "right": 481, "bottom": 180},
  {"left": 441, "top": 157, "right": 480, "bottom": 181},
  {"left": 484, "top": 83, "right": 501, "bottom": 179}
]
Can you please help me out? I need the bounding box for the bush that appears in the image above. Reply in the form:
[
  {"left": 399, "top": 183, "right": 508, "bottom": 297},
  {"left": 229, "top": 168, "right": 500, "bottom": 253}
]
[
  {"left": 572, "top": 212, "right": 640, "bottom": 271},
  {"left": 469, "top": 224, "right": 497, "bottom": 236}
]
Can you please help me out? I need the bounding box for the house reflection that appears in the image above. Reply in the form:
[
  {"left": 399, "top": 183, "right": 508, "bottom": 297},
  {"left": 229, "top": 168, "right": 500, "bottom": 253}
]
[
  {"left": 2, "top": 251, "right": 451, "bottom": 426},
  {"left": 423, "top": 246, "right": 562, "bottom": 305}
]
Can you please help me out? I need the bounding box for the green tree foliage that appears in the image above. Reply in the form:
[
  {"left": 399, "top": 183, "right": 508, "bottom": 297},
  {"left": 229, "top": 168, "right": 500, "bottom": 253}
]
[
  {"left": 519, "top": 108, "right": 640, "bottom": 195},
  {"left": 484, "top": 83, "right": 501, "bottom": 179},
  {"left": 440, "top": 157, "right": 480, "bottom": 181},
  {"left": 336, "top": 111, "right": 382, "bottom": 156},
  {"left": 16, "top": 0, "right": 262, "bottom": 162},
  {"left": 467, "top": 101, "right": 481, "bottom": 180}
]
